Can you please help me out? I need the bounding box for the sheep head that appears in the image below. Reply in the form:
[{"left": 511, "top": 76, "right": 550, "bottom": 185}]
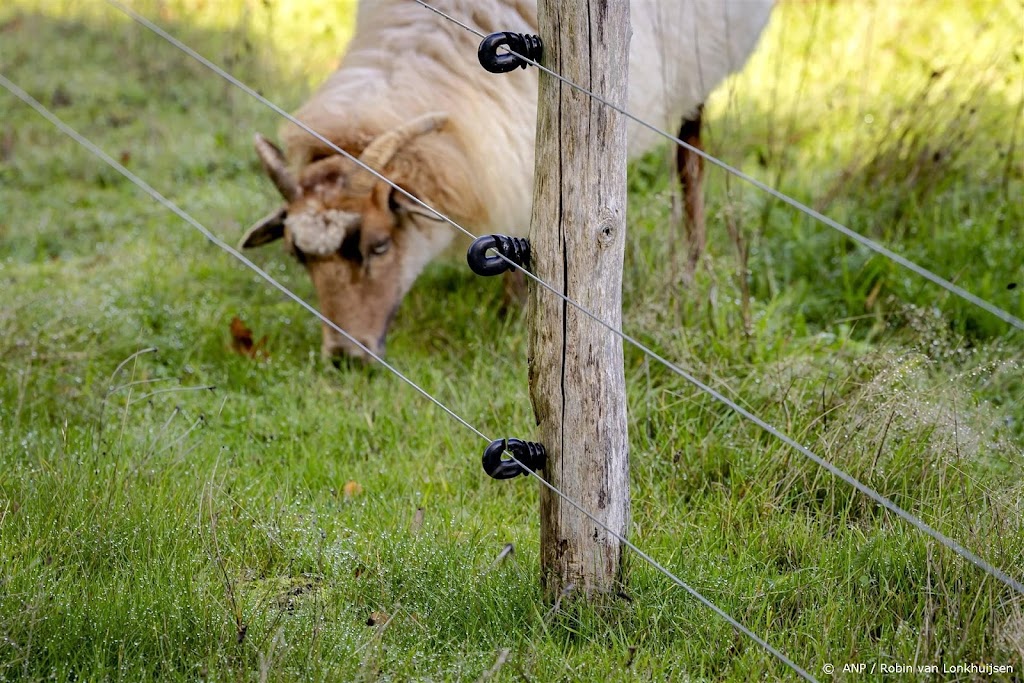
[{"left": 241, "top": 112, "right": 452, "bottom": 362}]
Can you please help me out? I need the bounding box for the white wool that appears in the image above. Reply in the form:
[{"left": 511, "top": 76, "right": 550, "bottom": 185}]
[
  {"left": 282, "top": 0, "right": 775, "bottom": 239},
  {"left": 286, "top": 209, "right": 357, "bottom": 256}
]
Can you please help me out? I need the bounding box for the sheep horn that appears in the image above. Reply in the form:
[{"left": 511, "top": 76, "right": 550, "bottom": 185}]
[
  {"left": 254, "top": 133, "right": 299, "bottom": 202},
  {"left": 350, "top": 112, "right": 449, "bottom": 196}
]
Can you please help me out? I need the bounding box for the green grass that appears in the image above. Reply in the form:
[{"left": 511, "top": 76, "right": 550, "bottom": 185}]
[{"left": 1, "top": 0, "right": 1023, "bottom": 680}]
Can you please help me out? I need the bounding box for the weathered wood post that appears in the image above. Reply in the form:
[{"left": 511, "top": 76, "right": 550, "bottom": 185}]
[{"left": 529, "top": 0, "right": 631, "bottom": 598}]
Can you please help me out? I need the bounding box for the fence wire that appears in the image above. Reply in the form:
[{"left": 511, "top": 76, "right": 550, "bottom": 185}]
[
  {"left": 0, "top": 71, "right": 817, "bottom": 683},
  {"left": 101, "top": 0, "right": 1024, "bottom": 599}
]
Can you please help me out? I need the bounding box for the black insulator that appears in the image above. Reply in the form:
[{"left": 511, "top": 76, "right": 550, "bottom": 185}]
[
  {"left": 482, "top": 438, "right": 546, "bottom": 480},
  {"left": 466, "top": 234, "right": 530, "bottom": 276},
  {"left": 478, "top": 32, "right": 543, "bottom": 73}
]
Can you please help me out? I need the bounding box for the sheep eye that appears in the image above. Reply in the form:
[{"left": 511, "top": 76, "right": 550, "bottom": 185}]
[
  {"left": 388, "top": 190, "right": 402, "bottom": 213},
  {"left": 369, "top": 238, "right": 391, "bottom": 256}
]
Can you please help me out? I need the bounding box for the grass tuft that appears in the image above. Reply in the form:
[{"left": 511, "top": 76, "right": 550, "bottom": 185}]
[{"left": 2, "top": 0, "right": 1022, "bottom": 680}]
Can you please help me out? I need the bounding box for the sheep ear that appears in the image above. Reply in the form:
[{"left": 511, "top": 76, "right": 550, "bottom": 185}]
[{"left": 240, "top": 206, "right": 287, "bottom": 249}]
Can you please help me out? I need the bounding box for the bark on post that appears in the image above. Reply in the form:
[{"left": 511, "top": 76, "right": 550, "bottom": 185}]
[{"left": 529, "top": 0, "right": 630, "bottom": 598}]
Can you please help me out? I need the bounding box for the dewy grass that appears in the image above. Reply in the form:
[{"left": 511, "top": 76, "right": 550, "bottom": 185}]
[{"left": 2, "top": 0, "right": 1023, "bottom": 680}]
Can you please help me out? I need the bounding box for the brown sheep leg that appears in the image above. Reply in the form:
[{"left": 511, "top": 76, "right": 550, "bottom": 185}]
[{"left": 675, "top": 106, "right": 706, "bottom": 279}]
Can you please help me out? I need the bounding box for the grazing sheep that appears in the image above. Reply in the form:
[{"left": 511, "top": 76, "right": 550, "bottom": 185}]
[{"left": 242, "top": 0, "right": 774, "bottom": 360}]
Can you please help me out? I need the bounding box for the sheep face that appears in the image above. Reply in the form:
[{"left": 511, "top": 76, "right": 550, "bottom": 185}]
[{"left": 241, "top": 114, "right": 452, "bottom": 361}]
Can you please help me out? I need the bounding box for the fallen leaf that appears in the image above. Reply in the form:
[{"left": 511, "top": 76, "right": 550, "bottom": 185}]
[
  {"left": 229, "top": 316, "right": 268, "bottom": 359},
  {"left": 343, "top": 480, "right": 363, "bottom": 499},
  {"left": 366, "top": 611, "right": 389, "bottom": 626}
]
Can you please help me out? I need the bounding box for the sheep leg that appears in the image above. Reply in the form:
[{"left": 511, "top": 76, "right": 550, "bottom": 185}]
[{"left": 675, "top": 106, "right": 706, "bottom": 278}]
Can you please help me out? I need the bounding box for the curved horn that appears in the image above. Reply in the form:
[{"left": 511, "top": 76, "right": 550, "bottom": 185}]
[
  {"left": 349, "top": 112, "right": 449, "bottom": 196},
  {"left": 254, "top": 133, "right": 299, "bottom": 202}
]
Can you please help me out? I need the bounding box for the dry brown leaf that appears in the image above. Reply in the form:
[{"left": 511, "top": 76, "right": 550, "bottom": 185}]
[
  {"left": 366, "top": 611, "right": 389, "bottom": 626},
  {"left": 343, "top": 480, "right": 363, "bottom": 499},
  {"left": 229, "top": 316, "right": 268, "bottom": 359},
  {"left": 410, "top": 507, "right": 424, "bottom": 534}
]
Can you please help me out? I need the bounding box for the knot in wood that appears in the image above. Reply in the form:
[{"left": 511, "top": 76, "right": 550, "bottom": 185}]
[{"left": 596, "top": 220, "right": 616, "bottom": 247}]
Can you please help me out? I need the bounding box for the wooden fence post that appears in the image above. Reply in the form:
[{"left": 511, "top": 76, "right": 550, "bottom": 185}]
[{"left": 529, "top": 0, "right": 631, "bottom": 598}]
